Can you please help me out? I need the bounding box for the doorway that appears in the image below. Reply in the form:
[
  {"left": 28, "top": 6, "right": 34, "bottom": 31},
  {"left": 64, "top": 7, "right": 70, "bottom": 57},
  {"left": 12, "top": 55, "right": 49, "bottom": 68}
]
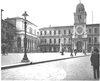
[{"left": 76, "top": 41, "right": 82, "bottom": 52}]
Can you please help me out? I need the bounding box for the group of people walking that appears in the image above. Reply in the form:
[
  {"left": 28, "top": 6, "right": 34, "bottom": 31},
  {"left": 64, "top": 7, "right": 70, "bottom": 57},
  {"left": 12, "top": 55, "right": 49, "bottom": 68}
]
[{"left": 61, "top": 48, "right": 86, "bottom": 56}]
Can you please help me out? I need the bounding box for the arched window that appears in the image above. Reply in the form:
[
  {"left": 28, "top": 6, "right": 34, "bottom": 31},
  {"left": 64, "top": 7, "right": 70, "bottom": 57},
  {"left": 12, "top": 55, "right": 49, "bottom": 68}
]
[
  {"left": 44, "top": 31, "right": 46, "bottom": 35},
  {"left": 49, "top": 39, "right": 52, "bottom": 44},
  {"left": 34, "top": 29, "right": 36, "bottom": 35},
  {"left": 59, "top": 38, "right": 60, "bottom": 44},
  {"left": 49, "top": 30, "right": 51, "bottom": 35},
  {"left": 94, "top": 37, "right": 97, "bottom": 43},
  {"left": 64, "top": 30, "right": 66, "bottom": 34},
  {"left": 40, "top": 31, "right": 42, "bottom": 35},
  {"left": 45, "top": 39, "right": 46, "bottom": 44},
  {"left": 89, "top": 28, "right": 91, "bottom": 34},
  {"left": 17, "top": 37, "right": 21, "bottom": 48},
  {"left": 64, "top": 38, "right": 66, "bottom": 44},
  {"left": 78, "top": 15, "right": 81, "bottom": 19},
  {"left": 32, "top": 40, "right": 33, "bottom": 50},
  {"left": 94, "top": 28, "right": 97, "bottom": 34},
  {"left": 54, "top": 39, "right": 56, "bottom": 44},
  {"left": 88, "top": 37, "right": 91, "bottom": 43},
  {"left": 58, "top": 30, "right": 60, "bottom": 35},
  {"left": 54, "top": 30, "right": 56, "bottom": 35},
  {"left": 69, "top": 30, "right": 71, "bottom": 35},
  {"left": 29, "top": 27, "right": 32, "bottom": 34}
]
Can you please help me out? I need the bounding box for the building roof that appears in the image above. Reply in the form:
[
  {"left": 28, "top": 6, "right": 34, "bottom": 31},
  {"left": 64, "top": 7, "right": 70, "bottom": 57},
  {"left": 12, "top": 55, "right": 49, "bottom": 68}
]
[
  {"left": 5, "top": 17, "right": 38, "bottom": 27},
  {"left": 39, "top": 25, "right": 73, "bottom": 30},
  {"left": 76, "top": 2, "right": 86, "bottom": 13},
  {"left": 39, "top": 24, "right": 100, "bottom": 30},
  {"left": 86, "top": 23, "right": 100, "bottom": 27},
  {"left": 1, "top": 19, "right": 15, "bottom": 27},
  {"left": 76, "top": 3, "right": 84, "bottom": 10}
]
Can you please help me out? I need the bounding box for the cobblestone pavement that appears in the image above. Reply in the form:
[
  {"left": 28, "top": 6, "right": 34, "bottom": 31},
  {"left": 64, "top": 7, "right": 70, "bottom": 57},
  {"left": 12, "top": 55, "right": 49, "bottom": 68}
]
[{"left": 2, "top": 54, "right": 99, "bottom": 81}]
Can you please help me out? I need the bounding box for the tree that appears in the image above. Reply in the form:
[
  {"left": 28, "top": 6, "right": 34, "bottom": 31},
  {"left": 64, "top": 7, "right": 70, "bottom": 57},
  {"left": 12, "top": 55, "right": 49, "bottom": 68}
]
[{"left": 1, "top": 20, "right": 17, "bottom": 53}]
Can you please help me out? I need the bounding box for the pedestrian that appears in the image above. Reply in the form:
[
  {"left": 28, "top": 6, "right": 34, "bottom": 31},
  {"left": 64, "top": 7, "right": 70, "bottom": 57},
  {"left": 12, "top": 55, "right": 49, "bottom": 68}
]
[
  {"left": 70, "top": 49, "right": 73, "bottom": 56},
  {"left": 61, "top": 48, "right": 64, "bottom": 55},
  {"left": 83, "top": 49, "right": 86, "bottom": 55},
  {"left": 90, "top": 48, "right": 99, "bottom": 79},
  {"left": 74, "top": 49, "right": 77, "bottom": 56}
]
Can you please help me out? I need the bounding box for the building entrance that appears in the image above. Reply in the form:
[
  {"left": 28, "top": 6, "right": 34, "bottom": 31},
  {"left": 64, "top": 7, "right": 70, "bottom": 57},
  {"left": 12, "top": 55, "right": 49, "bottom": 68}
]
[{"left": 76, "top": 41, "right": 82, "bottom": 52}]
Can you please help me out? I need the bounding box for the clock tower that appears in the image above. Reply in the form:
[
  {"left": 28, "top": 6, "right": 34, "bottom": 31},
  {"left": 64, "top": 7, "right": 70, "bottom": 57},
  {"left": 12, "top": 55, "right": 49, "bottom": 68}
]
[{"left": 73, "top": 2, "right": 87, "bottom": 52}]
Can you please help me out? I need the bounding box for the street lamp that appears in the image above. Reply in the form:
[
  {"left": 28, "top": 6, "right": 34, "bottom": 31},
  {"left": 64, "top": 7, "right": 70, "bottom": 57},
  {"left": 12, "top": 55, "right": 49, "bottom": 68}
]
[
  {"left": 70, "top": 32, "right": 73, "bottom": 56},
  {"left": 21, "top": 11, "right": 30, "bottom": 62}
]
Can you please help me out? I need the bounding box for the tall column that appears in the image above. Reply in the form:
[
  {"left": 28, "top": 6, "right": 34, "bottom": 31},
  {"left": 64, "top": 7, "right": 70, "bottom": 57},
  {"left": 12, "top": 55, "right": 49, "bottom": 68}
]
[
  {"left": 74, "top": 40, "right": 76, "bottom": 50},
  {"left": 15, "top": 37, "right": 17, "bottom": 48},
  {"left": 85, "top": 40, "right": 87, "bottom": 52},
  {"left": 30, "top": 40, "right": 32, "bottom": 52},
  {"left": 29, "top": 39, "right": 30, "bottom": 52},
  {"left": 60, "top": 38, "right": 62, "bottom": 52},
  {"left": 32, "top": 40, "right": 33, "bottom": 52},
  {"left": 82, "top": 40, "right": 84, "bottom": 52},
  {"left": 83, "top": 40, "right": 85, "bottom": 50}
]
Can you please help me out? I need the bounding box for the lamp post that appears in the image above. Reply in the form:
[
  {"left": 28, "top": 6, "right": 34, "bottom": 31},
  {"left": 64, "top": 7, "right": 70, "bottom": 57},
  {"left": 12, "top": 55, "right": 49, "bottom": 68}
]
[
  {"left": 21, "top": 11, "right": 30, "bottom": 62},
  {"left": 70, "top": 32, "right": 73, "bottom": 56}
]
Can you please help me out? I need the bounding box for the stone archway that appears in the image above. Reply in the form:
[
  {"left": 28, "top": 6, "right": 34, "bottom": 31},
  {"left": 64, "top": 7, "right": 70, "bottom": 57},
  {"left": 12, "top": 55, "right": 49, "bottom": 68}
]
[
  {"left": 76, "top": 41, "right": 82, "bottom": 52},
  {"left": 17, "top": 37, "right": 21, "bottom": 48}
]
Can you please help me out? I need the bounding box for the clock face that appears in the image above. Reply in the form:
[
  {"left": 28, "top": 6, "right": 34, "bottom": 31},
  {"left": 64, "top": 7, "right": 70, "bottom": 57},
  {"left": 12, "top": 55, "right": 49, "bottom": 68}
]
[{"left": 76, "top": 26, "right": 83, "bottom": 35}]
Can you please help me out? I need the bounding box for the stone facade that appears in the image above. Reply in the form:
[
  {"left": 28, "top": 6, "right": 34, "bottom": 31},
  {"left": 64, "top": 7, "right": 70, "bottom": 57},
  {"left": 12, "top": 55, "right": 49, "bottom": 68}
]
[
  {"left": 39, "top": 2, "right": 100, "bottom": 53},
  {"left": 1, "top": 2, "right": 100, "bottom": 53},
  {"left": 39, "top": 24, "right": 100, "bottom": 53},
  {"left": 5, "top": 17, "right": 39, "bottom": 53}
]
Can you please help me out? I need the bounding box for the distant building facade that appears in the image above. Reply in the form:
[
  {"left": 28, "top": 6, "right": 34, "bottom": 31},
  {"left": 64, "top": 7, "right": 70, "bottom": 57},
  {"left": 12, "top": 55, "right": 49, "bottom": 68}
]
[
  {"left": 5, "top": 17, "right": 39, "bottom": 53},
  {"left": 1, "top": 2, "right": 100, "bottom": 53},
  {"left": 39, "top": 2, "right": 100, "bottom": 53}
]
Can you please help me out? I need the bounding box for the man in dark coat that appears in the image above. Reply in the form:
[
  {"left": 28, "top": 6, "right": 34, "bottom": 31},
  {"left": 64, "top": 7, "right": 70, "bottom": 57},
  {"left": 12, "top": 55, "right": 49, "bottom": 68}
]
[
  {"left": 83, "top": 49, "right": 86, "bottom": 55},
  {"left": 74, "top": 49, "right": 77, "bottom": 56},
  {"left": 90, "top": 48, "right": 99, "bottom": 79},
  {"left": 61, "top": 48, "right": 64, "bottom": 55},
  {"left": 70, "top": 48, "right": 73, "bottom": 56}
]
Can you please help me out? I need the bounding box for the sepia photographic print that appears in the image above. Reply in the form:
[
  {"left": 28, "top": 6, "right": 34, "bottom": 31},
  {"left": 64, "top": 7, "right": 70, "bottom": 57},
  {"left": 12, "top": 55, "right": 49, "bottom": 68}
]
[{"left": 1, "top": 0, "right": 100, "bottom": 81}]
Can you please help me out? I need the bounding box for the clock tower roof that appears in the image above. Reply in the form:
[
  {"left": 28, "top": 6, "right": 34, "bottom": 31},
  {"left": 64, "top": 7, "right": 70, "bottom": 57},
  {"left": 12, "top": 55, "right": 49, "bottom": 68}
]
[{"left": 76, "top": 2, "right": 85, "bottom": 12}]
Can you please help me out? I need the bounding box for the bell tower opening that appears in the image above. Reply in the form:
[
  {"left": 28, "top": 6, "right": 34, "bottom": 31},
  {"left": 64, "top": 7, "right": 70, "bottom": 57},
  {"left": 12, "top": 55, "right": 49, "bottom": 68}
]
[{"left": 74, "top": 2, "right": 87, "bottom": 25}]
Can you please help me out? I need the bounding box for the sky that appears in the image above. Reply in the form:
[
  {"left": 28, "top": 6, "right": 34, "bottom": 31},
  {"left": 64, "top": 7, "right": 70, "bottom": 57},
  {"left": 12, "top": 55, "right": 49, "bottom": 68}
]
[{"left": 1, "top": 0, "right": 100, "bottom": 28}]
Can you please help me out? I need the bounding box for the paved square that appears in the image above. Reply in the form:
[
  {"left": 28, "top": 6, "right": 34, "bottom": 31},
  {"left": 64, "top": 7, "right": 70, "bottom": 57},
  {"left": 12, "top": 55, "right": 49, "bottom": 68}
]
[{"left": 2, "top": 52, "right": 99, "bottom": 80}]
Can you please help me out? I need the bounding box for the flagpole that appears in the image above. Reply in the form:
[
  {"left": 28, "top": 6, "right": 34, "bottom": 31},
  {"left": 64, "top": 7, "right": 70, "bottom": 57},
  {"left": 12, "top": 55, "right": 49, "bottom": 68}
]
[
  {"left": 92, "top": 11, "right": 93, "bottom": 24},
  {"left": 1, "top": 9, "right": 4, "bottom": 20},
  {"left": 79, "top": 0, "right": 81, "bottom": 3},
  {"left": 92, "top": 11, "right": 94, "bottom": 52}
]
